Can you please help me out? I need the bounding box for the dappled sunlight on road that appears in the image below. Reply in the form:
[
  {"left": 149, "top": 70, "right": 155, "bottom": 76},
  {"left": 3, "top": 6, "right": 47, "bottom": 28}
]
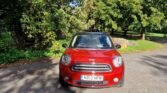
[{"left": 0, "top": 58, "right": 83, "bottom": 93}]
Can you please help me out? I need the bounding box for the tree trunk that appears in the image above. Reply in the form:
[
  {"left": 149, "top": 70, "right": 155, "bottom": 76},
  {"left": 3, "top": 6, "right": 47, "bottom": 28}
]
[
  {"left": 56, "top": 30, "right": 65, "bottom": 39},
  {"left": 0, "top": 31, "right": 2, "bottom": 37},
  {"left": 11, "top": 18, "right": 26, "bottom": 48},
  {"left": 140, "top": 29, "right": 145, "bottom": 40},
  {"left": 103, "top": 23, "right": 105, "bottom": 31},
  {"left": 123, "top": 30, "right": 127, "bottom": 37},
  {"left": 110, "top": 29, "right": 114, "bottom": 35},
  {"left": 163, "top": 28, "right": 167, "bottom": 38}
]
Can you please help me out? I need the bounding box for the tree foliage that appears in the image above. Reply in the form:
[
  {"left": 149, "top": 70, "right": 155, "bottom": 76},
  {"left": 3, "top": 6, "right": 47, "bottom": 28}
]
[{"left": 0, "top": 0, "right": 166, "bottom": 49}]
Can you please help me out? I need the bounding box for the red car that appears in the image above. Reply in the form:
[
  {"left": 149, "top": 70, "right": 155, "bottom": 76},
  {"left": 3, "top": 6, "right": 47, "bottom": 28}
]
[{"left": 59, "top": 32, "right": 124, "bottom": 88}]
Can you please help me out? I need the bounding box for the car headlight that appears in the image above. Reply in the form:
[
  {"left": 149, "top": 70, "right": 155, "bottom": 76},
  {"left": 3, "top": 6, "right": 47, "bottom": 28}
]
[
  {"left": 113, "top": 56, "right": 123, "bottom": 67},
  {"left": 61, "top": 54, "right": 71, "bottom": 65}
]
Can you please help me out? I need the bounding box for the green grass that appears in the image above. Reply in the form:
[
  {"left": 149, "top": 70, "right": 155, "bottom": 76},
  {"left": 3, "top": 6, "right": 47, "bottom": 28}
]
[
  {"left": 147, "top": 32, "right": 164, "bottom": 38},
  {"left": 146, "top": 32, "right": 167, "bottom": 40},
  {"left": 118, "top": 40, "right": 163, "bottom": 54}
]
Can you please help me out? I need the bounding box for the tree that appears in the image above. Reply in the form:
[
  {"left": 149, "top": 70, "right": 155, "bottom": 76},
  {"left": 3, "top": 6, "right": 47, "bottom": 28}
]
[
  {"left": 0, "top": 0, "right": 167, "bottom": 50},
  {"left": 140, "top": 0, "right": 165, "bottom": 40}
]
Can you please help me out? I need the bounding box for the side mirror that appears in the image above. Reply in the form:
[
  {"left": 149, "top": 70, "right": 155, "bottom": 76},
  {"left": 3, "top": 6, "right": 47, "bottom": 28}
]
[
  {"left": 115, "top": 44, "right": 121, "bottom": 49},
  {"left": 62, "top": 43, "right": 68, "bottom": 48}
]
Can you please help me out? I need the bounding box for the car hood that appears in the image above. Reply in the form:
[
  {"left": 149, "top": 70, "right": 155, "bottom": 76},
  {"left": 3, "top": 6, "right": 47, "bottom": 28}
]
[{"left": 64, "top": 48, "right": 120, "bottom": 62}]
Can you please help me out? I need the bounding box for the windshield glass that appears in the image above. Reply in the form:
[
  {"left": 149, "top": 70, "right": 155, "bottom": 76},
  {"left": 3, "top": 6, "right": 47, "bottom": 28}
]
[{"left": 70, "top": 34, "right": 113, "bottom": 49}]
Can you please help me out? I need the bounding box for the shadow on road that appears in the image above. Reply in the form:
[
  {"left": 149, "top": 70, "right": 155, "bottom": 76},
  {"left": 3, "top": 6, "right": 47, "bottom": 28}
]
[
  {"left": 0, "top": 58, "right": 82, "bottom": 93},
  {"left": 141, "top": 55, "right": 167, "bottom": 78}
]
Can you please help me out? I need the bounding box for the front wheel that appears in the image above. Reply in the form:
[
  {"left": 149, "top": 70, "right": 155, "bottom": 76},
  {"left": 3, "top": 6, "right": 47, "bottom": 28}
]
[
  {"left": 115, "top": 76, "right": 124, "bottom": 87},
  {"left": 59, "top": 74, "right": 68, "bottom": 87}
]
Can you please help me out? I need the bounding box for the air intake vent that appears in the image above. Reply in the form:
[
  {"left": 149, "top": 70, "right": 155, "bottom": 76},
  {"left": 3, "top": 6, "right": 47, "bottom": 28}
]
[{"left": 72, "top": 63, "right": 111, "bottom": 72}]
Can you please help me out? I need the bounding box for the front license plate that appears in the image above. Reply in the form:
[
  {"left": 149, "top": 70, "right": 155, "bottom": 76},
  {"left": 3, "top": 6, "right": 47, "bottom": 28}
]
[{"left": 81, "top": 75, "right": 103, "bottom": 81}]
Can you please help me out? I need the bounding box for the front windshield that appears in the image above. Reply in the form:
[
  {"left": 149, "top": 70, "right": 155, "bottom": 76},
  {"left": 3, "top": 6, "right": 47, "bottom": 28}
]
[{"left": 70, "top": 34, "right": 113, "bottom": 49}]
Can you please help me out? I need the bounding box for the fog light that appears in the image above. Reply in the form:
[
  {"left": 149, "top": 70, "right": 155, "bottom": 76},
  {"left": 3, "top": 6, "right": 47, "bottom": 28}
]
[
  {"left": 64, "top": 76, "right": 69, "bottom": 81},
  {"left": 113, "top": 78, "right": 119, "bottom": 82}
]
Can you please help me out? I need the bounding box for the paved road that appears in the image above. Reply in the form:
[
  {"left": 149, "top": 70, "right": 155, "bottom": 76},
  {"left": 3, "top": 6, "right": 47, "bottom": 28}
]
[{"left": 0, "top": 44, "right": 167, "bottom": 93}]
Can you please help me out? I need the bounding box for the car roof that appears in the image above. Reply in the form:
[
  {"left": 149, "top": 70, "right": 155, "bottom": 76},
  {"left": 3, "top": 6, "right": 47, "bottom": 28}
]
[{"left": 76, "top": 32, "right": 109, "bottom": 35}]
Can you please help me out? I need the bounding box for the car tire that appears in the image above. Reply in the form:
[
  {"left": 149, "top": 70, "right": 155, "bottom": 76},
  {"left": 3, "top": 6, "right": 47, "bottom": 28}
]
[
  {"left": 115, "top": 76, "right": 124, "bottom": 87},
  {"left": 59, "top": 74, "right": 68, "bottom": 87}
]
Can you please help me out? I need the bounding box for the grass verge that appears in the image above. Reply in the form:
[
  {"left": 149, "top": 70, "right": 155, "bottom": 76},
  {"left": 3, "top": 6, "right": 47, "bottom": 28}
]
[{"left": 118, "top": 40, "right": 163, "bottom": 54}]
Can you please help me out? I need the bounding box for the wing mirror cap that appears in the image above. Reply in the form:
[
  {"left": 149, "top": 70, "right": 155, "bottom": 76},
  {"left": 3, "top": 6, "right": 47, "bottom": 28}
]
[
  {"left": 115, "top": 44, "right": 121, "bottom": 49},
  {"left": 62, "top": 43, "right": 68, "bottom": 48}
]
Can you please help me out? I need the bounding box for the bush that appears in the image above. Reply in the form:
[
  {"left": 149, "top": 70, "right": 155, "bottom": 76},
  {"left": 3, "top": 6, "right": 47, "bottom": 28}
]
[
  {"left": 0, "top": 32, "right": 21, "bottom": 63},
  {"left": 0, "top": 32, "right": 14, "bottom": 52},
  {"left": 0, "top": 32, "right": 67, "bottom": 64},
  {"left": 20, "top": 1, "right": 57, "bottom": 49}
]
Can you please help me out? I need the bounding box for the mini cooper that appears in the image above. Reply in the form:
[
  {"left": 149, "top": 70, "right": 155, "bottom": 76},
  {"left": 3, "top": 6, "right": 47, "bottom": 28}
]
[{"left": 59, "top": 32, "right": 124, "bottom": 88}]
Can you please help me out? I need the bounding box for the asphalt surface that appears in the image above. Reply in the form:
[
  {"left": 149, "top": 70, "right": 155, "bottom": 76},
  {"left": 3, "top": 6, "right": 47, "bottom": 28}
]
[{"left": 0, "top": 44, "right": 167, "bottom": 93}]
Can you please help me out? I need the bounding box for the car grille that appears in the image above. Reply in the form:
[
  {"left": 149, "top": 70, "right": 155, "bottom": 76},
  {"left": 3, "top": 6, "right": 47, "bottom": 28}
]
[
  {"left": 76, "top": 81, "right": 108, "bottom": 85},
  {"left": 72, "top": 63, "right": 111, "bottom": 72}
]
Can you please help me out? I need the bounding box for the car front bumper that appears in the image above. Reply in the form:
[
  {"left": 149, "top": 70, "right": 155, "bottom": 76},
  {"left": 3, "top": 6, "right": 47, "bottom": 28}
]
[{"left": 59, "top": 64, "right": 124, "bottom": 88}]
